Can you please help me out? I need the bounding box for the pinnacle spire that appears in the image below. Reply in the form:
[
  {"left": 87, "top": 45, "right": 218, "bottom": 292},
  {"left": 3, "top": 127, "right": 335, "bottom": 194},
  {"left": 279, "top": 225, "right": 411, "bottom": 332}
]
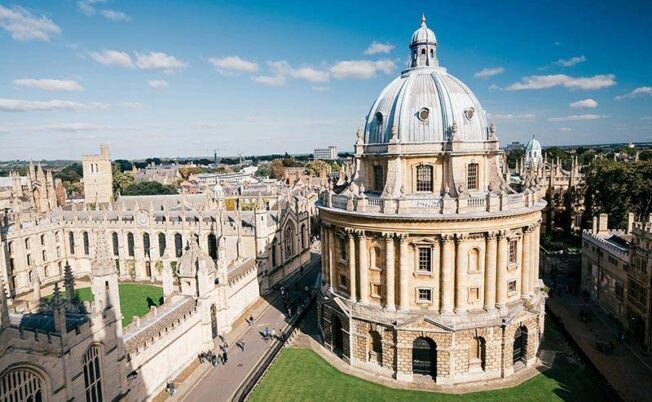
[{"left": 421, "top": 13, "right": 426, "bottom": 26}]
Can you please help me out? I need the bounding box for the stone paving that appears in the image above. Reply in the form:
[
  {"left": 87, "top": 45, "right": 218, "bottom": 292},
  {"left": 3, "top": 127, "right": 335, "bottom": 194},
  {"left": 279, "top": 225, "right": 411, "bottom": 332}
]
[
  {"left": 547, "top": 291, "right": 652, "bottom": 402},
  {"left": 158, "top": 254, "right": 321, "bottom": 402}
]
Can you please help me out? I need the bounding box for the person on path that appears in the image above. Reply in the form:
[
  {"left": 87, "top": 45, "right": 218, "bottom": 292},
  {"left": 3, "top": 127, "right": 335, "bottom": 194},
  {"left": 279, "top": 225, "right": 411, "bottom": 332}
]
[
  {"left": 271, "top": 328, "right": 276, "bottom": 340},
  {"left": 223, "top": 350, "right": 228, "bottom": 363},
  {"left": 248, "top": 315, "right": 254, "bottom": 326}
]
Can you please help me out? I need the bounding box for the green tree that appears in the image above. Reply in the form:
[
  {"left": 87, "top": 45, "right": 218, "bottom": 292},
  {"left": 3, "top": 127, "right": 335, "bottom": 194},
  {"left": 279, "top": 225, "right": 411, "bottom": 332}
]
[
  {"left": 114, "top": 159, "right": 133, "bottom": 172},
  {"left": 270, "top": 160, "right": 286, "bottom": 179},
  {"left": 256, "top": 163, "right": 272, "bottom": 178},
  {"left": 112, "top": 163, "right": 135, "bottom": 195},
  {"left": 122, "top": 181, "right": 177, "bottom": 196}
]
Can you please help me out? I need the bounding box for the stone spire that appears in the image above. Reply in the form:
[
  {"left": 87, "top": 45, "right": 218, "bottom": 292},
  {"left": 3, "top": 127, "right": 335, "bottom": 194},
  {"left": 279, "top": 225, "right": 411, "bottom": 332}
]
[
  {"left": 92, "top": 230, "right": 115, "bottom": 276},
  {"left": 52, "top": 282, "right": 67, "bottom": 335},
  {"left": 63, "top": 260, "right": 76, "bottom": 305}
]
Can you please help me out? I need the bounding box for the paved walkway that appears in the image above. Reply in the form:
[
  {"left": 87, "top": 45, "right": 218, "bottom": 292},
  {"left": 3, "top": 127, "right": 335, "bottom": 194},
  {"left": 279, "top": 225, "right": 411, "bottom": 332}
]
[
  {"left": 167, "top": 254, "right": 321, "bottom": 402},
  {"left": 547, "top": 292, "right": 652, "bottom": 402}
]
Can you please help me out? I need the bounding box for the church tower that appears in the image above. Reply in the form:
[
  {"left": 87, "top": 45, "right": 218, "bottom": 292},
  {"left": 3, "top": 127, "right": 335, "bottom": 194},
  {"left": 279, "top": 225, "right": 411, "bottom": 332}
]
[
  {"left": 82, "top": 144, "right": 113, "bottom": 207},
  {"left": 90, "top": 230, "right": 122, "bottom": 325}
]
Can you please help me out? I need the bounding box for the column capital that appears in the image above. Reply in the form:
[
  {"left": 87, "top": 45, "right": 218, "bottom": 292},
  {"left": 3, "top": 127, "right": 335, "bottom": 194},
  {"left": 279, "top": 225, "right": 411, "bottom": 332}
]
[
  {"left": 486, "top": 231, "right": 498, "bottom": 240},
  {"left": 496, "top": 229, "right": 508, "bottom": 239},
  {"left": 397, "top": 233, "right": 409, "bottom": 242},
  {"left": 454, "top": 233, "right": 466, "bottom": 244},
  {"left": 382, "top": 232, "right": 395, "bottom": 241},
  {"left": 524, "top": 224, "right": 536, "bottom": 234},
  {"left": 441, "top": 234, "right": 455, "bottom": 244},
  {"left": 345, "top": 228, "right": 356, "bottom": 237},
  {"left": 355, "top": 229, "right": 366, "bottom": 238}
]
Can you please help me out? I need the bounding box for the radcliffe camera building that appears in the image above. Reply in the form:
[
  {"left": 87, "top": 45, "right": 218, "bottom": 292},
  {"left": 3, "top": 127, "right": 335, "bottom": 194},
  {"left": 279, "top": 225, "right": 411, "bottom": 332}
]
[{"left": 318, "top": 17, "right": 546, "bottom": 384}]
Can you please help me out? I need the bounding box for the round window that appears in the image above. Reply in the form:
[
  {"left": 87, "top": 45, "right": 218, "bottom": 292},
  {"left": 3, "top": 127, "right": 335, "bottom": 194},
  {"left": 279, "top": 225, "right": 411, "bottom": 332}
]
[
  {"left": 464, "top": 107, "right": 475, "bottom": 120},
  {"left": 418, "top": 108, "right": 430, "bottom": 121}
]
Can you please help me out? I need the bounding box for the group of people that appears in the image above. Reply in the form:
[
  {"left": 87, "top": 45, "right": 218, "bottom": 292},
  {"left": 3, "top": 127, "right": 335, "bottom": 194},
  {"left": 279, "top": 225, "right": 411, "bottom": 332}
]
[{"left": 198, "top": 348, "right": 228, "bottom": 367}]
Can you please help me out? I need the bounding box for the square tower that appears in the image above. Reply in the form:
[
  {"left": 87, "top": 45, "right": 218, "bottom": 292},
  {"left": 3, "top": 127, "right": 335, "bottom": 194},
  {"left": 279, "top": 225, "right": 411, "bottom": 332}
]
[{"left": 82, "top": 144, "right": 113, "bottom": 206}]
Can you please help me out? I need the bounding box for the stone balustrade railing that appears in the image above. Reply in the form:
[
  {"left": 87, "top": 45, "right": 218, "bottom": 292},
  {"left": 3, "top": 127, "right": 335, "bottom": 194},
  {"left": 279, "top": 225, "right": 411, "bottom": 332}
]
[{"left": 321, "top": 187, "right": 544, "bottom": 216}]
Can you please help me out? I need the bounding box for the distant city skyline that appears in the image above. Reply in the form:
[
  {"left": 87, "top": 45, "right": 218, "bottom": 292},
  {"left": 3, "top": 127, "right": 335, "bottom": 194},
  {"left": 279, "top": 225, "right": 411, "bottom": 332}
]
[{"left": 1, "top": 0, "right": 651, "bottom": 160}]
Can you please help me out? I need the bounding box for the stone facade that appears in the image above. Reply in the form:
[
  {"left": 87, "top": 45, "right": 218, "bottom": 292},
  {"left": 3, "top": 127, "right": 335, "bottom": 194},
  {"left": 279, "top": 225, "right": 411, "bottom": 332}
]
[
  {"left": 317, "top": 16, "right": 546, "bottom": 387},
  {"left": 82, "top": 145, "right": 113, "bottom": 207}
]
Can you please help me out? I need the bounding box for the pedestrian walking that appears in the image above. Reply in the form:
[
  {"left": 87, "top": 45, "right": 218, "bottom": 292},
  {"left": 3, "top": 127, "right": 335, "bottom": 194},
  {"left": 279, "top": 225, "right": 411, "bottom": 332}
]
[
  {"left": 248, "top": 315, "right": 254, "bottom": 326},
  {"left": 271, "top": 328, "right": 276, "bottom": 340},
  {"left": 223, "top": 351, "right": 228, "bottom": 363}
]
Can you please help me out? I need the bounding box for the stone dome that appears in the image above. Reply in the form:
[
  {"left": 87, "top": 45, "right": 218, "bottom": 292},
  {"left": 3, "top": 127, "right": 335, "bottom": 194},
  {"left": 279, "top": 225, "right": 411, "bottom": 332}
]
[
  {"left": 364, "top": 17, "right": 489, "bottom": 145},
  {"left": 525, "top": 135, "right": 541, "bottom": 151}
]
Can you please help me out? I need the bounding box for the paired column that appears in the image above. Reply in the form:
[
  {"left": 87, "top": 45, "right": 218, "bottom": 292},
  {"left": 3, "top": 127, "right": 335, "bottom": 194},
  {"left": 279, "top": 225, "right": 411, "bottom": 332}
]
[
  {"left": 347, "top": 230, "right": 357, "bottom": 302},
  {"left": 358, "top": 231, "right": 369, "bottom": 304},
  {"left": 440, "top": 235, "right": 455, "bottom": 314},
  {"left": 521, "top": 226, "right": 533, "bottom": 297},
  {"left": 454, "top": 235, "right": 466, "bottom": 314},
  {"left": 327, "top": 228, "right": 335, "bottom": 291},
  {"left": 484, "top": 232, "right": 497, "bottom": 311},
  {"left": 398, "top": 235, "right": 409, "bottom": 311},
  {"left": 384, "top": 233, "right": 395, "bottom": 311},
  {"left": 531, "top": 223, "right": 540, "bottom": 292},
  {"left": 496, "top": 231, "right": 508, "bottom": 309}
]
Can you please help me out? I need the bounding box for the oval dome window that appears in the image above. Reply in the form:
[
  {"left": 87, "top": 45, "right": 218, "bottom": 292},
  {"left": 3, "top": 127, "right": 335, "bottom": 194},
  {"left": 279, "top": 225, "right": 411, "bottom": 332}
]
[{"left": 418, "top": 108, "right": 430, "bottom": 121}]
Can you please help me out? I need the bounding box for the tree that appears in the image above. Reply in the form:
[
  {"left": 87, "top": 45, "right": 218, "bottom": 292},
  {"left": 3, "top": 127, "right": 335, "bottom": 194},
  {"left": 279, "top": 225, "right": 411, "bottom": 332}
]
[
  {"left": 112, "top": 163, "right": 135, "bottom": 195},
  {"left": 506, "top": 149, "right": 524, "bottom": 169},
  {"left": 305, "top": 160, "right": 330, "bottom": 176},
  {"left": 256, "top": 163, "right": 272, "bottom": 178},
  {"left": 122, "top": 181, "right": 177, "bottom": 196},
  {"left": 270, "top": 160, "right": 286, "bottom": 179},
  {"left": 114, "top": 159, "right": 133, "bottom": 172}
]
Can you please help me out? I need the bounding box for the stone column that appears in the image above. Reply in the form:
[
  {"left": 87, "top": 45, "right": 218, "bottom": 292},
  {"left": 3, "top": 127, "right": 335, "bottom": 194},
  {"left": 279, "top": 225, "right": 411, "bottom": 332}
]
[
  {"left": 384, "top": 233, "right": 395, "bottom": 311},
  {"left": 521, "top": 226, "right": 532, "bottom": 297},
  {"left": 327, "top": 228, "right": 335, "bottom": 292},
  {"left": 484, "top": 231, "right": 497, "bottom": 311},
  {"left": 358, "top": 231, "right": 369, "bottom": 304},
  {"left": 496, "top": 231, "right": 508, "bottom": 309},
  {"left": 321, "top": 226, "right": 329, "bottom": 286},
  {"left": 531, "top": 223, "right": 540, "bottom": 292},
  {"left": 440, "top": 234, "right": 455, "bottom": 314},
  {"left": 347, "top": 230, "right": 357, "bottom": 302},
  {"left": 398, "top": 234, "right": 409, "bottom": 311},
  {"left": 454, "top": 234, "right": 466, "bottom": 314}
]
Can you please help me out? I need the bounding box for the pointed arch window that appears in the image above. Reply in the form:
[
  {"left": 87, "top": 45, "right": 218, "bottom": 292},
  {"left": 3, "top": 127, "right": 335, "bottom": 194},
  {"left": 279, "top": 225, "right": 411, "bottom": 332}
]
[
  {"left": 158, "top": 233, "right": 166, "bottom": 258},
  {"left": 83, "top": 345, "right": 104, "bottom": 402},
  {"left": 69, "top": 232, "right": 75, "bottom": 255},
  {"left": 174, "top": 233, "right": 183, "bottom": 258},
  {"left": 143, "top": 233, "right": 151, "bottom": 258},
  {"left": 284, "top": 223, "right": 295, "bottom": 258},
  {"left": 208, "top": 234, "right": 217, "bottom": 259},
  {"left": 1, "top": 367, "right": 45, "bottom": 402},
  {"left": 83, "top": 231, "right": 90, "bottom": 255},
  {"left": 127, "top": 233, "right": 135, "bottom": 257},
  {"left": 112, "top": 232, "right": 119, "bottom": 257}
]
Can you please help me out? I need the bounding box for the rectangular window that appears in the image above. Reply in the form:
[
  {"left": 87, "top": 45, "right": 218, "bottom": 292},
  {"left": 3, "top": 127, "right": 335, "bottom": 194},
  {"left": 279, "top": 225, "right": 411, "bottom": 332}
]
[
  {"left": 468, "top": 287, "right": 480, "bottom": 302},
  {"left": 508, "top": 280, "right": 517, "bottom": 293},
  {"left": 509, "top": 240, "right": 518, "bottom": 264},
  {"left": 467, "top": 163, "right": 479, "bottom": 190},
  {"left": 373, "top": 165, "right": 384, "bottom": 192},
  {"left": 417, "top": 288, "right": 432, "bottom": 302},
  {"left": 339, "top": 237, "right": 347, "bottom": 261},
  {"left": 416, "top": 165, "right": 433, "bottom": 192},
  {"left": 26, "top": 254, "right": 32, "bottom": 266},
  {"left": 57, "top": 246, "right": 61, "bottom": 258},
  {"left": 339, "top": 273, "right": 348, "bottom": 289},
  {"left": 418, "top": 247, "right": 432, "bottom": 272}
]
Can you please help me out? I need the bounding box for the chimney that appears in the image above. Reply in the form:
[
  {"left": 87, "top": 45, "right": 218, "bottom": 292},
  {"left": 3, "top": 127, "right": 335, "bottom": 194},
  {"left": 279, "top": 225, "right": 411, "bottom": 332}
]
[
  {"left": 592, "top": 216, "right": 598, "bottom": 233},
  {"left": 627, "top": 212, "right": 635, "bottom": 234},
  {"left": 598, "top": 213, "right": 609, "bottom": 234}
]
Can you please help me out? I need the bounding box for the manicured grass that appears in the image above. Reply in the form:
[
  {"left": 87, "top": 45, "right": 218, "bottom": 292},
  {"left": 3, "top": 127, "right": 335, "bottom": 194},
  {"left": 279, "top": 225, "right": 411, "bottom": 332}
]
[
  {"left": 250, "top": 348, "right": 606, "bottom": 402},
  {"left": 68, "top": 283, "right": 163, "bottom": 327}
]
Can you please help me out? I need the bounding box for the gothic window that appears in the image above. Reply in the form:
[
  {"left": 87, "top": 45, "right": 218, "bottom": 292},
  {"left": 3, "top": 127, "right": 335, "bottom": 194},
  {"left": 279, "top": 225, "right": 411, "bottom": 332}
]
[
  {"left": 83, "top": 232, "right": 90, "bottom": 255},
  {"left": 58, "top": 261, "right": 62, "bottom": 275},
  {"left": 41, "top": 250, "right": 46, "bottom": 262},
  {"left": 468, "top": 248, "right": 480, "bottom": 272},
  {"left": 339, "top": 236, "right": 347, "bottom": 261},
  {"left": 1, "top": 367, "right": 45, "bottom": 402},
  {"left": 174, "top": 233, "right": 183, "bottom": 258},
  {"left": 43, "top": 266, "right": 48, "bottom": 277},
  {"left": 284, "top": 222, "right": 295, "bottom": 258},
  {"left": 127, "top": 233, "right": 135, "bottom": 257},
  {"left": 25, "top": 238, "right": 30, "bottom": 250},
  {"left": 271, "top": 239, "right": 277, "bottom": 266},
  {"left": 55, "top": 231, "right": 60, "bottom": 243},
  {"left": 158, "top": 233, "right": 166, "bottom": 258},
  {"left": 112, "top": 232, "right": 119, "bottom": 257},
  {"left": 509, "top": 240, "right": 518, "bottom": 264},
  {"left": 418, "top": 247, "right": 432, "bottom": 272},
  {"left": 7, "top": 242, "right": 12, "bottom": 254},
  {"left": 83, "top": 345, "right": 104, "bottom": 402},
  {"left": 467, "top": 163, "right": 479, "bottom": 190},
  {"left": 300, "top": 224, "right": 306, "bottom": 250},
  {"left": 143, "top": 233, "right": 150, "bottom": 258},
  {"left": 40, "top": 234, "right": 45, "bottom": 246},
  {"left": 208, "top": 234, "right": 217, "bottom": 260},
  {"left": 26, "top": 254, "right": 32, "bottom": 266},
  {"left": 416, "top": 165, "right": 433, "bottom": 192},
  {"left": 69, "top": 232, "right": 75, "bottom": 255},
  {"left": 373, "top": 165, "right": 384, "bottom": 192}
]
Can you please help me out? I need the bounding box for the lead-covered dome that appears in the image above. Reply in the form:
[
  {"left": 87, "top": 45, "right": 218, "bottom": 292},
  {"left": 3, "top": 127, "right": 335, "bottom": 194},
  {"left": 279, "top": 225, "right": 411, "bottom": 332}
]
[{"left": 364, "top": 17, "right": 489, "bottom": 145}]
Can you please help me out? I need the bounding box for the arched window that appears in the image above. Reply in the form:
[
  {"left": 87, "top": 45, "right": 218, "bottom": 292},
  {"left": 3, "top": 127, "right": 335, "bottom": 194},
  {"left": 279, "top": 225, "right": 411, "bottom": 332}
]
[
  {"left": 271, "top": 239, "right": 277, "bottom": 267},
  {"left": 83, "top": 345, "right": 103, "bottom": 402},
  {"left": 127, "top": 233, "right": 134, "bottom": 257},
  {"left": 40, "top": 234, "right": 46, "bottom": 246},
  {"left": 208, "top": 234, "right": 217, "bottom": 259},
  {"left": 368, "top": 330, "right": 383, "bottom": 365},
  {"left": 468, "top": 248, "right": 480, "bottom": 273},
  {"left": 284, "top": 222, "right": 295, "bottom": 258},
  {"left": 300, "top": 224, "right": 306, "bottom": 250},
  {"left": 1, "top": 367, "right": 45, "bottom": 402},
  {"left": 339, "top": 236, "right": 347, "bottom": 261},
  {"left": 158, "top": 233, "right": 166, "bottom": 258},
  {"left": 370, "top": 246, "right": 383, "bottom": 270},
  {"left": 467, "top": 163, "right": 479, "bottom": 190},
  {"left": 82, "top": 232, "right": 90, "bottom": 255},
  {"left": 469, "top": 337, "right": 486, "bottom": 371},
  {"left": 372, "top": 112, "right": 384, "bottom": 143},
  {"left": 421, "top": 48, "right": 426, "bottom": 55},
  {"left": 112, "top": 232, "right": 119, "bottom": 257},
  {"left": 416, "top": 165, "right": 433, "bottom": 192},
  {"left": 373, "top": 165, "right": 384, "bottom": 192},
  {"left": 174, "top": 233, "right": 183, "bottom": 258},
  {"left": 25, "top": 238, "right": 31, "bottom": 250},
  {"left": 68, "top": 232, "right": 75, "bottom": 255},
  {"left": 143, "top": 233, "right": 150, "bottom": 257}
]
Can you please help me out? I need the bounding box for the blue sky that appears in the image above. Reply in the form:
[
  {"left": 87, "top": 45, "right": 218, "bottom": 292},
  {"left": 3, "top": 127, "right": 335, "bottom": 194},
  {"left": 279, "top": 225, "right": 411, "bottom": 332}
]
[{"left": 0, "top": 0, "right": 651, "bottom": 160}]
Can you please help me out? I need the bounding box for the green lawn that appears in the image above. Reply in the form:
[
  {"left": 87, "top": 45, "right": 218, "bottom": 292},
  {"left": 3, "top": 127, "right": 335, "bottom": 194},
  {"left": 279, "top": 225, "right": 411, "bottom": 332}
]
[
  {"left": 250, "top": 348, "right": 606, "bottom": 402},
  {"left": 66, "top": 283, "right": 163, "bottom": 327}
]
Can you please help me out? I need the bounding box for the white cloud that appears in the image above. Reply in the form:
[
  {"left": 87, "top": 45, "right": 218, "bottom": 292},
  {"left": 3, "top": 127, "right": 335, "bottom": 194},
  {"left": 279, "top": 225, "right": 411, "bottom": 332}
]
[
  {"left": 312, "top": 86, "right": 329, "bottom": 92},
  {"left": 119, "top": 102, "right": 146, "bottom": 108},
  {"left": 554, "top": 55, "right": 586, "bottom": 67},
  {"left": 147, "top": 80, "right": 168, "bottom": 88},
  {"left": 135, "top": 52, "right": 187, "bottom": 72},
  {"left": 14, "top": 78, "right": 83, "bottom": 92},
  {"left": 268, "top": 61, "right": 330, "bottom": 83},
  {"left": 474, "top": 67, "right": 505, "bottom": 79},
  {"left": 569, "top": 98, "right": 598, "bottom": 109},
  {"left": 547, "top": 114, "right": 606, "bottom": 122},
  {"left": 506, "top": 74, "right": 616, "bottom": 91},
  {"left": 0, "top": 5, "right": 61, "bottom": 41},
  {"left": 252, "top": 75, "right": 286, "bottom": 86},
  {"left": 91, "top": 50, "right": 134, "bottom": 68},
  {"left": 330, "top": 59, "right": 396, "bottom": 79},
  {"left": 559, "top": 127, "right": 572, "bottom": 132},
  {"left": 486, "top": 113, "right": 536, "bottom": 121},
  {"left": 0, "top": 98, "right": 107, "bottom": 112},
  {"left": 209, "top": 56, "right": 258, "bottom": 74},
  {"left": 100, "top": 9, "right": 130, "bottom": 22},
  {"left": 364, "top": 42, "right": 394, "bottom": 55},
  {"left": 615, "top": 86, "right": 652, "bottom": 100},
  {"left": 36, "top": 122, "right": 109, "bottom": 132}
]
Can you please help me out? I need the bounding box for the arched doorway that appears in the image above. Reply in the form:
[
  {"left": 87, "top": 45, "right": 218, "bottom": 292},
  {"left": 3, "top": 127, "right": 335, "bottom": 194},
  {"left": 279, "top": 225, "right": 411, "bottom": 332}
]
[
  {"left": 1, "top": 367, "right": 45, "bottom": 402},
  {"left": 368, "top": 330, "right": 382, "bottom": 365},
  {"left": 412, "top": 337, "right": 437, "bottom": 378},
  {"left": 210, "top": 304, "right": 218, "bottom": 339},
  {"left": 332, "top": 315, "right": 344, "bottom": 354},
  {"left": 513, "top": 326, "right": 528, "bottom": 364}
]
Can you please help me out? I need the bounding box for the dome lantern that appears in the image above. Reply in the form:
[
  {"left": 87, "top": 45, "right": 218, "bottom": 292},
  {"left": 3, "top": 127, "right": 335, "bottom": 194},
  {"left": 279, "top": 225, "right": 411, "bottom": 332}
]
[{"left": 409, "top": 14, "right": 438, "bottom": 68}]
